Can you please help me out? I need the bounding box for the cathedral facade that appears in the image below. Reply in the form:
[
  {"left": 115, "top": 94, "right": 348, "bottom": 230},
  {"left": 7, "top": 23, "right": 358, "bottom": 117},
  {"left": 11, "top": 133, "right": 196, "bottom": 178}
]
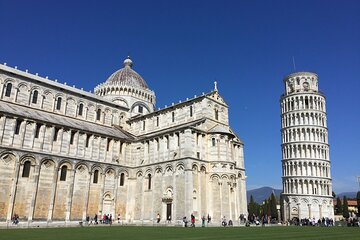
[{"left": 0, "top": 57, "right": 247, "bottom": 225}]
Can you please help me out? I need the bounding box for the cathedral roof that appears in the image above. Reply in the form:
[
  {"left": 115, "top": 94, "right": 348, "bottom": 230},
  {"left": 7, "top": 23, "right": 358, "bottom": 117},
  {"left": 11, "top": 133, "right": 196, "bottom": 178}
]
[
  {"left": 208, "top": 124, "right": 234, "bottom": 135},
  {"left": 103, "top": 57, "right": 149, "bottom": 90},
  {"left": 208, "top": 124, "right": 243, "bottom": 143},
  {"left": 0, "top": 101, "right": 133, "bottom": 141}
]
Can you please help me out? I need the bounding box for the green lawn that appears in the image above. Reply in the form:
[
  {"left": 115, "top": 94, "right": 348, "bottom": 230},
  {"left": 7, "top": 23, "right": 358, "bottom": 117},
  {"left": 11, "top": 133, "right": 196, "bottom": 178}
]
[{"left": 0, "top": 226, "right": 359, "bottom": 240}]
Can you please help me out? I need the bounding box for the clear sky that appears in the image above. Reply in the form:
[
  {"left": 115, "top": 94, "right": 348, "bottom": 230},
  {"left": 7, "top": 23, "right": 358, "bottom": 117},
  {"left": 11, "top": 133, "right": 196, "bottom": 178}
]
[{"left": 0, "top": 0, "right": 359, "bottom": 193}]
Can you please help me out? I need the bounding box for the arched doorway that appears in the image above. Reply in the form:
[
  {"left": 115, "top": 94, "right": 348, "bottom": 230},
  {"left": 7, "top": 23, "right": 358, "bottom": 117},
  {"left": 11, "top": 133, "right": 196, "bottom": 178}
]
[
  {"left": 102, "top": 193, "right": 114, "bottom": 217},
  {"left": 162, "top": 188, "right": 173, "bottom": 222}
]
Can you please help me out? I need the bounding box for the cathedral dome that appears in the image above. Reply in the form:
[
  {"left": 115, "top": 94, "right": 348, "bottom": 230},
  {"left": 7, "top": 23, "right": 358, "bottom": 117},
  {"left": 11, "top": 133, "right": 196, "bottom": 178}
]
[{"left": 104, "top": 57, "right": 149, "bottom": 90}]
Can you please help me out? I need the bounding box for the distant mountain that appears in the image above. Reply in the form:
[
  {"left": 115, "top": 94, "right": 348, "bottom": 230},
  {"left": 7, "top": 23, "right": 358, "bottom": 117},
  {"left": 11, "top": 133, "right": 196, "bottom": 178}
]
[
  {"left": 336, "top": 192, "right": 357, "bottom": 199},
  {"left": 247, "top": 187, "right": 282, "bottom": 204}
]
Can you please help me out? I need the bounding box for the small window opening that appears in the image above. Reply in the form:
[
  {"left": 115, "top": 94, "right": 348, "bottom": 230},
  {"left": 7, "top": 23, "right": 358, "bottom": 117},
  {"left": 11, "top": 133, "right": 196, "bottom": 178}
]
[
  {"left": 86, "top": 134, "right": 90, "bottom": 147},
  {"left": 34, "top": 123, "right": 41, "bottom": 138},
  {"left": 14, "top": 119, "right": 22, "bottom": 135},
  {"left": 53, "top": 127, "right": 59, "bottom": 141},
  {"left": 56, "top": 97, "right": 62, "bottom": 110},
  {"left": 96, "top": 109, "right": 101, "bottom": 121},
  {"left": 106, "top": 138, "right": 111, "bottom": 151},
  {"left": 148, "top": 174, "right": 152, "bottom": 190},
  {"left": 120, "top": 173, "right": 125, "bottom": 186},
  {"left": 93, "top": 170, "right": 99, "bottom": 183},
  {"left": 5, "top": 83, "right": 12, "bottom": 97},
  {"left": 215, "top": 109, "right": 219, "bottom": 120},
  {"left": 60, "top": 166, "right": 67, "bottom": 181},
  {"left": 212, "top": 138, "right": 216, "bottom": 147},
  {"left": 32, "top": 90, "right": 38, "bottom": 104},
  {"left": 70, "top": 131, "right": 75, "bottom": 145},
  {"left": 78, "top": 103, "right": 83, "bottom": 116},
  {"left": 22, "top": 160, "right": 31, "bottom": 177}
]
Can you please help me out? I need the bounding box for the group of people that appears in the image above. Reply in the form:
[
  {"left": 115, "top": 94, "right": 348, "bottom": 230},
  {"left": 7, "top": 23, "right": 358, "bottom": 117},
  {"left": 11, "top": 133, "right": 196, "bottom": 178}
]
[
  {"left": 290, "top": 217, "right": 334, "bottom": 227},
  {"left": 221, "top": 216, "right": 233, "bottom": 227},
  {"left": 345, "top": 217, "right": 359, "bottom": 227},
  {"left": 88, "top": 213, "right": 116, "bottom": 225},
  {"left": 182, "top": 213, "right": 198, "bottom": 227}
]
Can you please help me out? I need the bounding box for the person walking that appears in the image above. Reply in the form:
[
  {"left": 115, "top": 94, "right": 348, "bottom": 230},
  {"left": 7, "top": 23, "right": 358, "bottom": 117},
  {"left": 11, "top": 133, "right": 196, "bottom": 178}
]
[
  {"left": 191, "top": 213, "right": 195, "bottom": 227},
  {"left": 201, "top": 216, "right": 206, "bottom": 227},
  {"left": 157, "top": 213, "right": 161, "bottom": 223}
]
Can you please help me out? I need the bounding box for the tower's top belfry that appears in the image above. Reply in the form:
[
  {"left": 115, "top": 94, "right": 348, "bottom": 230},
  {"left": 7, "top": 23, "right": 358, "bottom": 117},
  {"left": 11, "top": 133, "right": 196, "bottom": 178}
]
[{"left": 283, "top": 72, "right": 319, "bottom": 95}]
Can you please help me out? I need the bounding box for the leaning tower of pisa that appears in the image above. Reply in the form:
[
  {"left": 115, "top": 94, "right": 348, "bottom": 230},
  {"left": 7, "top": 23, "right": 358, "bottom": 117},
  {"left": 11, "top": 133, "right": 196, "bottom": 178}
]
[{"left": 280, "top": 72, "right": 334, "bottom": 222}]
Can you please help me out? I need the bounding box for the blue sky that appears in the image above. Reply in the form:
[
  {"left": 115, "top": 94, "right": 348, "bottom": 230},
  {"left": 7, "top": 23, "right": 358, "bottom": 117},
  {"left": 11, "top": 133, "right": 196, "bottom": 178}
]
[{"left": 0, "top": 0, "right": 359, "bottom": 193}]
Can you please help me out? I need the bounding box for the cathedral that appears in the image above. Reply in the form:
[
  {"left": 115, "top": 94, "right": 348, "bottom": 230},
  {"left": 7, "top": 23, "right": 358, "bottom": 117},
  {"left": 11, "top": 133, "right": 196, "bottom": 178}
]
[{"left": 0, "top": 57, "right": 247, "bottom": 225}]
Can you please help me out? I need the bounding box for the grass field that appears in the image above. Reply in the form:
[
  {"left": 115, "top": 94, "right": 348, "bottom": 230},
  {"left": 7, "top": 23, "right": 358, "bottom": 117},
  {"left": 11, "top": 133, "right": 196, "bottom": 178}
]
[{"left": 0, "top": 226, "right": 359, "bottom": 240}]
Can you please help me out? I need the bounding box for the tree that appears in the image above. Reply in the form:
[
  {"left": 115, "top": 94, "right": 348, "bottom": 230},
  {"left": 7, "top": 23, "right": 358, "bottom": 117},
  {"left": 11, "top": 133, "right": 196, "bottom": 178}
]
[
  {"left": 248, "top": 195, "right": 256, "bottom": 219},
  {"left": 342, "top": 196, "right": 349, "bottom": 219},
  {"left": 335, "top": 196, "right": 342, "bottom": 215},
  {"left": 269, "top": 192, "right": 278, "bottom": 220},
  {"left": 247, "top": 195, "right": 261, "bottom": 221},
  {"left": 357, "top": 191, "right": 360, "bottom": 217}
]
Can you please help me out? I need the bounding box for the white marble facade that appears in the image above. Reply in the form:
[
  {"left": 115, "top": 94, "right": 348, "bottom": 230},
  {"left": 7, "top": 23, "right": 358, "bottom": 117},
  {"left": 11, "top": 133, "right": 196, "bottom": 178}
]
[
  {"left": 280, "top": 72, "right": 334, "bottom": 221},
  {"left": 0, "top": 57, "right": 247, "bottom": 224}
]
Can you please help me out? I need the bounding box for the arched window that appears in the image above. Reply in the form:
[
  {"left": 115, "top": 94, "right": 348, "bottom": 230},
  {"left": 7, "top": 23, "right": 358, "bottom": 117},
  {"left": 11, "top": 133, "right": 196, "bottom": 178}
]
[
  {"left": 93, "top": 170, "right": 99, "bottom": 183},
  {"left": 120, "top": 173, "right": 125, "bottom": 186},
  {"left": 53, "top": 127, "right": 59, "bottom": 141},
  {"left": 5, "top": 83, "right": 12, "bottom": 97},
  {"left": 14, "top": 119, "right": 22, "bottom": 135},
  {"left": 138, "top": 105, "right": 143, "bottom": 113},
  {"left": 22, "top": 160, "right": 31, "bottom": 177},
  {"left": 86, "top": 134, "right": 90, "bottom": 147},
  {"left": 148, "top": 174, "right": 152, "bottom": 190},
  {"left": 32, "top": 90, "right": 38, "bottom": 104},
  {"left": 78, "top": 103, "right": 83, "bottom": 116},
  {"left": 96, "top": 109, "right": 101, "bottom": 121},
  {"left": 34, "top": 123, "right": 41, "bottom": 138},
  {"left": 215, "top": 109, "right": 219, "bottom": 120},
  {"left": 60, "top": 165, "right": 67, "bottom": 181},
  {"left": 56, "top": 97, "right": 62, "bottom": 110},
  {"left": 212, "top": 138, "right": 216, "bottom": 147}
]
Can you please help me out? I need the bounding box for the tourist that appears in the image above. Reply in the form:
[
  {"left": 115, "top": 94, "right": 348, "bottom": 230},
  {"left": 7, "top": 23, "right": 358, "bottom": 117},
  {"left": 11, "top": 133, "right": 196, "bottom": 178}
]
[
  {"left": 183, "top": 216, "right": 188, "bottom": 227},
  {"left": 118, "top": 214, "right": 121, "bottom": 224},
  {"left": 201, "top": 216, "right": 206, "bottom": 227},
  {"left": 191, "top": 213, "right": 195, "bottom": 227},
  {"left": 168, "top": 215, "right": 171, "bottom": 223},
  {"left": 222, "top": 216, "right": 227, "bottom": 227},
  {"left": 157, "top": 213, "right": 160, "bottom": 223},
  {"left": 12, "top": 214, "right": 19, "bottom": 225},
  {"left": 94, "top": 214, "right": 98, "bottom": 224}
]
